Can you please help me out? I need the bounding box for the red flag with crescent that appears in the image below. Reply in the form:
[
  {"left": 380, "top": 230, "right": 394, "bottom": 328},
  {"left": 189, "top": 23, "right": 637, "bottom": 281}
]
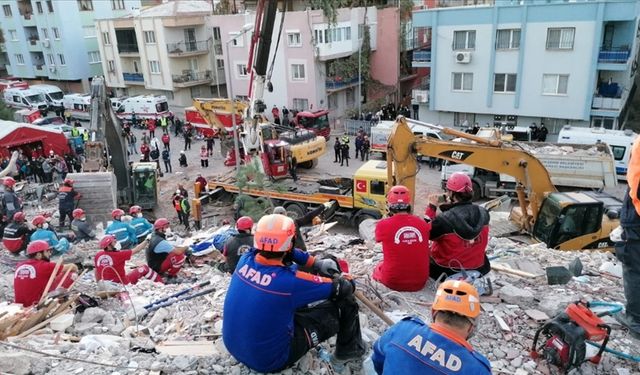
[{"left": 355, "top": 179, "right": 367, "bottom": 193}]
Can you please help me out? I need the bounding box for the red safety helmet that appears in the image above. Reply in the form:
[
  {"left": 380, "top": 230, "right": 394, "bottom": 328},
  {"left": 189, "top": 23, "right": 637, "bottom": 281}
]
[
  {"left": 3, "top": 177, "right": 16, "bottom": 188},
  {"left": 446, "top": 172, "right": 473, "bottom": 193},
  {"left": 32, "top": 215, "right": 47, "bottom": 226},
  {"left": 99, "top": 235, "right": 117, "bottom": 249},
  {"left": 72, "top": 208, "right": 85, "bottom": 219},
  {"left": 111, "top": 209, "right": 125, "bottom": 219},
  {"left": 154, "top": 217, "right": 170, "bottom": 230},
  {"left": 27, "top": 240, "right": 51, "bottom": 256},
  {"left": 254, "top": 214, "right": 295, "bottom": 252},
  {"left": 236, "top": 216, "right": 253, "bottom": 232},
  {"left": 63, "top": 178, "right": 74, "bottom": 186},
  {"left": 387, "top": 185, "right": 411, "bottom": 210},
  {"left": 13, "top": 212, "right": 26, "bottom": 222},
  {"left": 129, "top": 205, "right": 142, "bottom": 215}
]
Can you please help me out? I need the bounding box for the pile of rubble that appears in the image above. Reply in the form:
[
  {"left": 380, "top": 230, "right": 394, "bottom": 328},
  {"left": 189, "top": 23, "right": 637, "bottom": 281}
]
[{"left": 1, "top": 222, "right": 640, "bottom": 375}]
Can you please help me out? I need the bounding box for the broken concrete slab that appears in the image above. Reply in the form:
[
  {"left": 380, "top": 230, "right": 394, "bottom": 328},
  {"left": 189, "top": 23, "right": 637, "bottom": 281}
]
[{"left": 499, "top": 284, "right": 535, "bottom": 306}]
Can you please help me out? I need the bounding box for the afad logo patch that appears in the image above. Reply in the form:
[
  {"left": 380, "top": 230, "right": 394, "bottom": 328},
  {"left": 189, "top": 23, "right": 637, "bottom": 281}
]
[{"left": 237, "top": 264, "right": 273, "bottom": 286}]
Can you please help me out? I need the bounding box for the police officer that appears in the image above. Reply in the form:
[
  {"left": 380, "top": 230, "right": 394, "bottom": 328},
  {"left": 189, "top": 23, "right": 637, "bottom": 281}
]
[
  {"left": 57, "top": 178, "right": 81, "bottom": 227},
  {"left": 70, "top": 208, "right": 96, "bottom": 242}
]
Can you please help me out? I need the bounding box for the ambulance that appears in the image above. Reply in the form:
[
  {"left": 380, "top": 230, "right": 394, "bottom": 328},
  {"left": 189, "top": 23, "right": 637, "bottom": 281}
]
[
  {"left": 111, "top": 95, "right": 170, "bottom": 120},
  {"left": 3, "top": 88, "right": 49, "bottom": 114},
  {"left": 0, "top": 79, "right": 29, "bottom": 92},
  {"left": 63, "top": 93, "right": 92, "bottom": 120},
  {"left": 30, "top": 84, "right": 64, "bottom": 112}
]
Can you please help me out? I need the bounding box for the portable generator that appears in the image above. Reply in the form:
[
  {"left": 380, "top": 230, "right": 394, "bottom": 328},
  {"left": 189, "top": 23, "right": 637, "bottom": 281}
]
[{"left": 530, "top": 301, "right": 611, "bottom": 373}]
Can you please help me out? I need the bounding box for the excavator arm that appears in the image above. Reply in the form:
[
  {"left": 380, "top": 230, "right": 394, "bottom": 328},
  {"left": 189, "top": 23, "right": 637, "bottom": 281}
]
[{"left": 386, "top": 117, "right": 557, "bottom": 231}]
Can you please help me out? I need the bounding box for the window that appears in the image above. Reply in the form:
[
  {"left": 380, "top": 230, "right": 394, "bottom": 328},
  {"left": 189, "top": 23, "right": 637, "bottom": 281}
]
[
  {"left": 143, "top": 31, "right": 156, "bottom": 44},
  {"left": 453, "top": 30, "right": 475, "bottom": 50},
  {"left": 36, "top": 2, "right": 43, "bottom": 13},
  {"left": 216, "top": 58, "right": 225, "bottom": 69},
  {"left": 46, "top": 0, "right": 53, "bottom": 12},
  {"left": 291, "top": 64, "right": 305, "bottom": 80},
  {"left": 83, "top": 26, "right": 96, "bottom": 38},
  {"left": 453, "top": 112, "right": 475, "bottom": 127},
  {"left": 15, "top": 54, "right": 24, "bottom": 65},
  {"left": 102, "top": 32, "right": 111, "bottom": 45},
  {"left": 611, "top": 145, "right": 626, "bottom": 161},
  {"left": 41, "top": 28, "right": 48, "bottom": 39},
  {"left": 47, "top": 54, "right": 55, "bottom": 65},
  {"left": 3, "top": 4, "right": 11, "bottom": 17},
  {"left": 494, "top": 73, "right": 517, "bottom": 93},
  {"left": 293, "top": 98, "right": 308, "bottom": 111},
  {"left": 236, "top": 64, "right": 248, "bottom": 77},
  {"left": 546, "top": 27, "right": 575, "bottom": 49},
  {"left": 77, "top": 0, "right": 93, "bottom": 11},
  {"left": 111, "top": 0, "right": 125, "bottom": 10},
  {"left": 212, "top": 27, "right": 221, "bottom": 42},
  {"left": 52, "top": 27, "right": 60, "bottom": 39},
  {"left": 358, "top": 24, "right": 364, "bottom": 40},
  {"left": 58, "top": 54, "right": 65, "bottom": 65},
  {"left": 9, "top": 29, "right": 17, "bottom": 41},
  {"left": 452, "top": 72, "right": 473, "bottom": 91},
  {"left": 346, "top": 88, "right": 355, "bottom": 106},
  {"left": 107, "top": 60, "right": 115, "bottom": 72},
  {"left": 190, "top": 86, "right": 203, "bottom": 98},
  {"left": 345, "top": 27, "right": 351, "bottom": 41},
  {"left": 496, "top": 29, "right": 520, "bottom": 50},
  {"left": 287, "top": 32, "right": 301, "bottom": 47},
  {"left": 328, "top": 94, "right": 337, "bottom": 110},
  {"left": 88, "top": 51, "right": 101, "bottom": 63},
  {"left": 230, "top": 32, "right": 243, "bottom": 47},
  {"left": 370, "top": 180, "right": 385, "bottom": 195},
  {"left": 149, "top": 60, "right": 160, "bottom": 74},
  {"left": 542, "top": 74, "right": 569, "bottom": 95}
]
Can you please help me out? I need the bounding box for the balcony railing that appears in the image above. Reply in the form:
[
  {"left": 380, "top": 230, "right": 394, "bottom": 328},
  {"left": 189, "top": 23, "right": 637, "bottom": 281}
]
[
  {"left": 413, "top": 50, "right": 431, "bottom": 62},
  {"left": 598, "top": 47, "right": 630, "bottom": 63},
  {"left": 118, "top": 44, "right": 139, "bottom": 54},
  {"left": 172, "top": 70, "right": 212, "bottom": 84},
  {"left": 123, "top": 72, "right": 144, "bottom": 82},
  {"left": 166, "top": 40, "right": 209, "bottom": 55},
  {"left": 592, "top": 88, "right": 628, "bottom": 111},
  {"left": 326, "top": 76, "right": 360, "bottom": 90}
]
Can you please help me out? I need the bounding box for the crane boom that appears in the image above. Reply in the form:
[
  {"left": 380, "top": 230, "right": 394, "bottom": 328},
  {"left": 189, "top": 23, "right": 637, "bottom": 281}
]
[{"left": 247, "top": 0, "right": 278, "bottom": 119}]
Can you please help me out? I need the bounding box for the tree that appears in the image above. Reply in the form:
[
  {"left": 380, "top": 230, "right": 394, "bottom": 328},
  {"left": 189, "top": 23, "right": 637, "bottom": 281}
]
[{"left": 234, "top": 158, "right": 277, "bottom": 221}]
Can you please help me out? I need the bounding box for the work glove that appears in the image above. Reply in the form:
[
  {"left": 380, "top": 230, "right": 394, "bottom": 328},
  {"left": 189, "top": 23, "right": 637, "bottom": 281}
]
[
  {"left": 145, "top": 233, "right": 153, "bottom": 242},
  {"left": 323, "top": 201, "right": 334, "bottom": 210},
  {"left": 331, "top": 276, "right": 356, "bottom": 300},
  {"left": 314, "top": 258, "right": 341, "bottom": 277}
]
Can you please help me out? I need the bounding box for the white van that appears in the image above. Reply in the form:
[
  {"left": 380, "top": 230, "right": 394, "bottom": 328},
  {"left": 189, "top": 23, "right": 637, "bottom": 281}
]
[
  {"left": 370, "top": 120, "right": 442, "bottom": 157},
  {"left": 3, "top": 88, "right": 48, "bottom": 114},
  {"left": 30, "top": 84, "right": 64, "bottom": 112},
  {"left": 63, "top": 93, "right": 92, "bottom": 120},
  {"left": 111, "top": 95, "right": 170, "bottom": 120},
  {"left": 557, "top": 125, "right": 637, "bottom": 180}
]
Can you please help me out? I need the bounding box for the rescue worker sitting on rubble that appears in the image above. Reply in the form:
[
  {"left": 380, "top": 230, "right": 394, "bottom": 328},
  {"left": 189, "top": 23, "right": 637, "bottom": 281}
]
[
  {"left": 71, "top": 208, "right": 96, "bottom": 242},
  {"left": 1, "top": 177, "right": 23, "bottom": 225},
  {"left": 30, "top": 215, "right": 72, "bottom": 255},
  {"left": 273, "top": 201, "right": 333, "bottom": 251},
  {"left": 2, "top": 212, "right": 33, "bottom": 254},
  {"left": 14, "top": 240, "right": 78, "bottom": 307},
  {"left": 373, "top": 185, "right": 431, "bottom": 292},
  {"left": 146, "top": 218, "right": 188, "bottom": 283},
  {"left": 129, "top": 205, "right": 153, "bottom": 244},
  {"left": 426, "top": 172, "right": 491, "bottom": 280},
  {"left": 371, "top": 280, "right": 491, "bottom": 374},
  {"left": 222, "top": 214, "right": 365, "bottom": 373},
  {"left": 105, "top": 209, "right": 138, "bottom": 249},
  {"left": 220, "top": 216, "right": 254, "bottom": 273},
  {"left": 95, "top": 234, "right": 160, "bottom": 284}
]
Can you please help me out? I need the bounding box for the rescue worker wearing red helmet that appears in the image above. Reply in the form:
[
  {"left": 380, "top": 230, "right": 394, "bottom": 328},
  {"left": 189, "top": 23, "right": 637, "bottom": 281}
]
[
  {"left": 94, "top": 234, "right": 160, "bottom": 284},
  {"left": 105, "top": 209, "right": 137, "bottom": 249},
  {"left": 1, "top": 176, "right": 23, "bottom": 225},
  {"left": 71, "top": 208, "right": 96, "bottom": 242},
  {"left": 145, "top": 218, "right": 189, "bottom": 282},
  {"left": 57, "top": 178, "right": 81, "bottom": 228},
  {"left": 14, "top": 240, "right": 78, "bottom": 307},
  {"left": 30, "top": 214, "right": 72, "bottom": 255},
  {"left": 220, "top": 216, "right": 254, "bottom": 273},
  {"left": 2, "top": 212, "right": 34, "bottom": 254},
  {"left": 373, "top": 185, "right": 431, "bottom": 291},
  {"left": 223, "top": 214, "right": 364, "bottom": 373},
  {"left": 371, "top": 280, "right": 491, "bottom": 374},
  {"left": 129, "top": 205, "right": 153, "bottom": 244},
  {"left": 426, "top": 172, "right": 491, "bottom": 279}
]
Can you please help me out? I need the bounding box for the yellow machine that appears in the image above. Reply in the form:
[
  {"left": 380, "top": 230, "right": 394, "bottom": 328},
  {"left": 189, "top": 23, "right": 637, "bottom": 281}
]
[{"left": 386, "top": 117, "right": 621, "bottom": 251}]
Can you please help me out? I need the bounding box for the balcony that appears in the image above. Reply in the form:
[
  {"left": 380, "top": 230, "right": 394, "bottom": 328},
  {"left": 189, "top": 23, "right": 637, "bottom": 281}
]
[
  {"left": 592, "top": 83, "right": 629, "bottom": 116},
  {"left": 599, "top": 47, "right": 630, "bottom": 64},
  {"left": 117, "top": 44, "right": 139, "bottom": 55},
  {"left": 123, "top": 72, "right": 144, "bottom": 85},
  {"left": 172, "top": 70, "right": 213, "bottom": 88},
  {"left": 326, "top": 76, "right": 360, "bottom": 91},
  {"left": 412, "top": 49, "right": 431, "bottom": 68},
  {"left": 35, "top": 64, "right": 43, "bottom": 71},
  {"left": 167, "top": 40, "right": 209, "bottom": 57},
  {"left": 412, "top": 89, "right": 429, "bottom": 104}
]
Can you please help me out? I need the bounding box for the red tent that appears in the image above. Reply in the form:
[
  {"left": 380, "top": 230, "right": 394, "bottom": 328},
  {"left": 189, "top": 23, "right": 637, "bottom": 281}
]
[{"left": 0, "top": 120, "right": 70, "bottom": 158}]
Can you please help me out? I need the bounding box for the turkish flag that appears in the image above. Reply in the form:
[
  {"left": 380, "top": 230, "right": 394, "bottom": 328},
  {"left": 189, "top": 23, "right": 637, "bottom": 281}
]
[{"left": 355, "top": 179, "right": 367, "bottom": 193}]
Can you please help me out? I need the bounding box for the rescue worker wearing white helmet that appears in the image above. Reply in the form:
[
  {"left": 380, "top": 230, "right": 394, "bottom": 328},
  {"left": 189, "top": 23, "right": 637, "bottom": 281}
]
[{"left": 425, "top": 172, "right": 491, "bottom": 280}]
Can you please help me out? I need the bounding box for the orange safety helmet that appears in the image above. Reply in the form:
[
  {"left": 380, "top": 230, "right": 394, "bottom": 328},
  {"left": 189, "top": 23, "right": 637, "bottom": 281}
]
[
  {"left": 72, "top": 208, "right": 85, "bottom": 219},
  {"left": 27, "top": 240, "right": 51, "bottom": 255},
  {"left": 99, "top": 235, "right": 117, "bottom": 249},
  {"left": 236, "top": 216, "right": 254, "bottom": 232},
  {"left": 154, "top": 217, "right": 170, "bottom": 230},
  {"left": 432, "top": 280, "right": 481, "bottom": 319},
  {"left": 129, "top": 205, "right": 142, "bottom": 215},
  {"left": 387, "top": 185, "right": 411, "bottom": 210},
  {"left": 111, "top": 209, "right": 125, "bottom": 220},
  {"left": 2, "top": 176, "right": 16, "bottom": 188},
  {"left": 32, "top": 215, "right": 47, "bottom": 227},
  {"left": 254, "top": 214, "right": 296, "bottom": 252}
]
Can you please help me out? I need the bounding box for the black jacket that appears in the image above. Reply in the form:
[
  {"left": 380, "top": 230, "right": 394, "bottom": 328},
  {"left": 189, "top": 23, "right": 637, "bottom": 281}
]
[
  {"left": 430, "top": 201, "right": 490, "bottom": 241},
  {"left": 223, "top": 232, "right": 254, "bottom": 273}
]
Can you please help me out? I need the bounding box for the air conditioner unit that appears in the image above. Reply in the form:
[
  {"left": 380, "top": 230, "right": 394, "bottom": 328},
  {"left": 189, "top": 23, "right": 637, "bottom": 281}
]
[
  {"left": 454, "top": 51, "right": 471, "bottom": 63},
  {"left": 49, "top": 65, "right": 56, "bottom": 72},
  {"left": 41, "top": 40, "right": 50, "bottom": 48}
]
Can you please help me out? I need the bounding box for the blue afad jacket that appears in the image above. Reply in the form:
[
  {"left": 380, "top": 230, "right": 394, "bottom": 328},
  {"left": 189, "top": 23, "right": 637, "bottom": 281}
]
[
  {"left": 131, "top": 217, "right": 153, "bottom": 239},
  {"left": 30, "top": 229, "right": 71, "bottom": 254},
  {"left": 105, "top": 220, "right": 137, "bottom": 246},
  {"left": 223, "top": 248, "right": 332, "bottom": 373},
  {"left": 371, "top": 317, "right": 491, "bottom": 375}
]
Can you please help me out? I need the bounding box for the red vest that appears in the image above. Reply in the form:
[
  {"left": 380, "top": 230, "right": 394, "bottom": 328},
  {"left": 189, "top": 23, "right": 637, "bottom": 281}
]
[{"left": 431, "top": 226, "right": 489, "bottom": 270}]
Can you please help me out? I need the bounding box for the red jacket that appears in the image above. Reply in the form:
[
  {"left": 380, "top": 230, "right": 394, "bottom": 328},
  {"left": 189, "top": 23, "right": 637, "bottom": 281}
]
[{"left": 162, "top": 134, "right": 170, "bottom": 144}]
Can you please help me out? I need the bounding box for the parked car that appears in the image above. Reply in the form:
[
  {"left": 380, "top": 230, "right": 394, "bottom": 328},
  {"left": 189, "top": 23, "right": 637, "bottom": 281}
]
[
  {"left": 41, "top": 124, "right": 87, "bottom": 138},
  {"left": 32, "top": 116, "right": 65, "bottom": 126}
]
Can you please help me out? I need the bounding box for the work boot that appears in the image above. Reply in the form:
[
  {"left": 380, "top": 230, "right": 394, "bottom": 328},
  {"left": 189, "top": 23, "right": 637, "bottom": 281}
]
[
  {"left": 614, "top": 313, "right": 640, "bottom": 340},
  {"left": 332, "top": 341, "right": 366, "bottom": 363}
]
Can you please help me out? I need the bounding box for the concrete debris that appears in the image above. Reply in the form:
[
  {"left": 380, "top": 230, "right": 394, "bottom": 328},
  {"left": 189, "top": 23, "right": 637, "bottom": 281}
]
[{"left": 499, "top": 283, "right": 535, "bottom": 306}]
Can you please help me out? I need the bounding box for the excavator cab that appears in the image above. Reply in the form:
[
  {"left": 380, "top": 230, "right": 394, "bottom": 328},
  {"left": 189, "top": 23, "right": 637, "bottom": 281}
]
[
  {"left": 131, "top": 162, "right": 159, "bottom": 210},
  {"left": 261, "top": 140, "right": 289, "bottom": 178}
]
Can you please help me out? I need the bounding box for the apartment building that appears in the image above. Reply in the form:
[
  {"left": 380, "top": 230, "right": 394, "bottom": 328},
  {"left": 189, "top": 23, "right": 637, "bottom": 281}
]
[
  {"left": 0, "top": 0, "right": 139, "bottom": 91},
  {"left": 412, "top": 0, "right": 640, "bottom": 138}
]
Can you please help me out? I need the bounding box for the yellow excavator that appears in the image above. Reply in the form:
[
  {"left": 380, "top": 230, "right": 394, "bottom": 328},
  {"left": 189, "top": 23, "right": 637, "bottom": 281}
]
[{"left": 386, "top": 117, "right": 622, "bottom": 251}]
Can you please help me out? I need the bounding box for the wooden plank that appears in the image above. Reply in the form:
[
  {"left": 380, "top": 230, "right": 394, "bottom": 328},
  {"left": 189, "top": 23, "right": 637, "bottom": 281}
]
[
  {"left": 155, "top": 341, "right": 216, "bottom": 356},
  {"left": 493, "top": 311, "right": 511, "bottom": 332},
  {"left": 39, "top": 258, "right": 63, "bottom": 305},
  {"left": 491, "top": 263, "right": 539, "bottom": 279},
  {"left": 15, "top": 306, "right": 72, "bottom": 339}
]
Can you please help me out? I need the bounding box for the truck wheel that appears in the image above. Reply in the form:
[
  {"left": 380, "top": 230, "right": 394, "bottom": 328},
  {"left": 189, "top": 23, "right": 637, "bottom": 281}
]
[
  {"left": 354, "top": 213, "right": 376, "bottom": 227},
  {"left": 472, "top": 181, "right": 482, "bottom": 201},
  {"left": 284, "top": 203, "right": 306, "bottom": 220}
]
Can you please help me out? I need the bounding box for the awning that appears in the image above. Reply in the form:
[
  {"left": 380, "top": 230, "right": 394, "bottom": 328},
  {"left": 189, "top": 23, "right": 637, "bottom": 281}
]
[{"left": 4, "top": 135, "right": 45, "bottom": 148}]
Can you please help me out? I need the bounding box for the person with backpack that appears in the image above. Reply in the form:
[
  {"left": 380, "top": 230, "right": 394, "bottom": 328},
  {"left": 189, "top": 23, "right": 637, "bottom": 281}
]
[{"left": 150, "top": 146, "right": 161, "bottom": 173}]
